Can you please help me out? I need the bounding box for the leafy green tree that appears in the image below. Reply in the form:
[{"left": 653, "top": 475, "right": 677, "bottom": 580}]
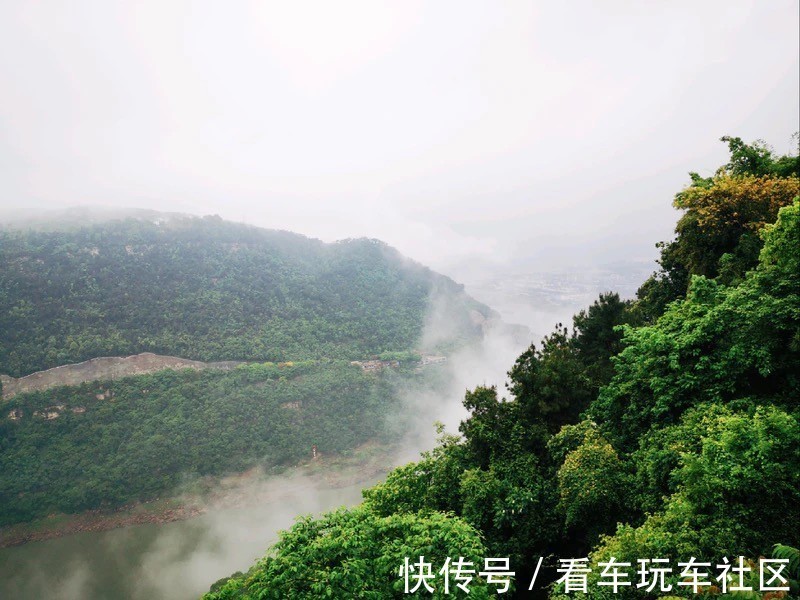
[
  {"left": 671, "top": 174, "right": 799, "bottom": 279},
  {"left": 572, "top": 293, "right": 638, "bottom": 392},
  {"left": 593, "top": 201, "right": 800, "bottom": 450},
  {"left": 508, "top": 328, "right": 592, "bottom": 434},
  {"left": 563, "top": 404, "right": 800, "bottom": 599},
  {"left": 204, "top": 506, "right": 493, "bottom": 599},
  {"left": 720, "top": 134, "right": 800, "bottom": 178},
  {"left": 634, "top": 136, "right": 799, "bottom": 322},
  {"left": 364, "top": 425, "right": 469, "bottom": 518},
  {"left": 554, "top": 425, "right": 628, "bottom": 544}
]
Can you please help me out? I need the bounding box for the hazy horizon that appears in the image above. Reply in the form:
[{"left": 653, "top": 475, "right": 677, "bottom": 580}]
[
  {"left": 1, "top": 5, "right": 798, "bottom": 597},
  {"left": 1, "top": 0, "right": 798, "bottom": 275}
]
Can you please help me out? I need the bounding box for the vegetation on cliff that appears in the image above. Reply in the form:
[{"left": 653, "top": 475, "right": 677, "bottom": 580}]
[
  {"left": 204, "top": 136, "right": 799, "bottom": 599},
  {"left": 0, "top": 216, "right": 491, "bottom": 378},
  {"left": 0, "top": 361, "right": 417, "bottom": 525},
  {"left": 0, "top": 215, "right": 494, "bottom": 526}
]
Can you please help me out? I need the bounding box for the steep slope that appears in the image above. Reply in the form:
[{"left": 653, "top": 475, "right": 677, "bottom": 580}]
[
  {"left": 201, "top": 138, "right": 800, "bottom": 600},
  {"left": 0, "top": 211, "right": 507, "bottom": 527},
  {"left": 0, "top": 212, "right": 493, "bottom": 378},
  {"left": 0, "top": 361, "right": 400, "bottom": 526}
]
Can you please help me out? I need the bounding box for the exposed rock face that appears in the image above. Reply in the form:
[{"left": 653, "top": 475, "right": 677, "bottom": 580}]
[
  {"left": 0, "top": 353, "right": 241, "bottom": 400},
  {"left": 349, "top": 359, "right": 399, "bottom": 372}
]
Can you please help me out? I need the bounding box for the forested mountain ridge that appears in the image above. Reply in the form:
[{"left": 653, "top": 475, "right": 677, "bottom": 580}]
[
  {"left": 204, "top": 137, "right": 800, "bottom": 599},
  {"left": 0, "top": 212, "right": 507, "bottom": 527},
  {"left": 0, "top": 213, "right": 494, "bottom": 378}
]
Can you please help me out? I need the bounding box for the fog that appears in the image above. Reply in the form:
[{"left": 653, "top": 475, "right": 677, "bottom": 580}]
[
  {"left": 0, "top": 2, "right": 798, "bottom": 598},
  {"left": 0, "top": 0, "right": 797, "bottom": 276},
  {"left": 0, "top": 285, "right": 542, "bottom": 600},
  {"left": 0, "top": 473, "right": 384, "bottom": 599},
  {"left": 0, "top": 261, "right": 620, "bottom": 599}
]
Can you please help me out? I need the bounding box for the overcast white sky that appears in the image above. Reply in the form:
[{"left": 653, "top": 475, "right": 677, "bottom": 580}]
[{"left": 0, "top": 0, "right": 797, "bottom": 273}]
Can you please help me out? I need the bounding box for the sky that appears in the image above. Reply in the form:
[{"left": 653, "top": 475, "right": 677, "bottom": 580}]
[{"left": 0, "top": 0, "right": 797, "bottom": 274}]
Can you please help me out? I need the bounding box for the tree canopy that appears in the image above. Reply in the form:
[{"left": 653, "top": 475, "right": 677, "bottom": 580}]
[
  {"left": 0, "top": 215, "right": 492, "bottom": 377},
  {"left": 204, "top": 136, "right": 800, "bottom": 599}
]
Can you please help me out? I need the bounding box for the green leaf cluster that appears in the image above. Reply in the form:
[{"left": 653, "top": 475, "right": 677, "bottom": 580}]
[{"left": 207, "top": 138, "right": 800, "bottom": 599}]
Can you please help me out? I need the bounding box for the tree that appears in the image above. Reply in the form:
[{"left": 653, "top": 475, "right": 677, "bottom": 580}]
[
  {"left": 572, "top": 293, "right": 637, "bottom": 391},
  {"left": 671, "top": 174, "right": 799, "bottom": 279},
  {"left": 204, "top": 506, "right": 492, "bottom": 599},
  {"left": 634, "top": 135, "right": 799, "bottom": 321},
  {"left": 508, "top": 328, "right": 592, "bottom": 433},
  {"left": 720, "top": 134, "right": 799, "bottom": 178},
  {"left": 594, "top": 201, "right": 800, "bottom": 450},
  {"left": 553, "top": 424, "right": 628, "bottom": 544}
]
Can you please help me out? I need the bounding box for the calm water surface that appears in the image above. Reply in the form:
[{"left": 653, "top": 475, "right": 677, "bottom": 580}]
[{"left": 0, "top": 475, "right": 383, "bottom": 600}]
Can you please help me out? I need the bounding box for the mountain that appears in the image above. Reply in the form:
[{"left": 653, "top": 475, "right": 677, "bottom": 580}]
[
  {"left": 0, "top": 211, "right": 513, "bottom": 527},
  {"left": 201, "top": 137, "right": 800, "bottom": 599},
  {"left": 0, "top": 211, "right": 495, "bottom": 378}
]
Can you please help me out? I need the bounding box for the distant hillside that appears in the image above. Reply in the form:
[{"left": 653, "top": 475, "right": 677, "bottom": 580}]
[
  {"left": 0, "top": 212, "right": 495, "bottom": 378},
  {"left": 0, "top": 360, "right": 406, "bottom": 526}
]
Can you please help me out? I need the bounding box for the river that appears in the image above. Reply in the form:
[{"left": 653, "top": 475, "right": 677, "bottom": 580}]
[
  {"left": 0, "top": 474, "right": 383, "bottom": 600},
  {"left": 0, "top": 269, "right": 644, "bottom": 600}
]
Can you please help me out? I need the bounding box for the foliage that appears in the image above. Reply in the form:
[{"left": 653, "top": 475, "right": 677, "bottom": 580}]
[
  {"left": 2, "top": 135, "right": 793, "bottom": 600},
  {"left": 0, "top": 215, "right": 491, "bottom": 377},
  {"left": 203, "top": 506, "right": 492, "bottom": 599},
  {"left": 595, "top": 405, "right": 799, "bottom": 561},
  {"left": 364, "top": 426, "right": 469, "bottom": 517},
  {"left": 378, "top": 350, "right": 423, "bottom": 363},
  {"left": 554, "top": 425, "right": 628, "bottom": 538},
  {"left": 0, "top": 361, "right": 398, "bottom": 524},
  {"left": 571, "top": 293, "right": 639, "bottom": 390},
  {"left": 634, "top": 136, "right": 799, "bottom": 322},
  {"left": 719, "top": 135, "right": 800, "bottom": 178},
  {"left": 508, "top": 327, "right": 593, "bottom": 433},
  {"left": 0, "top": 213, "right": 497, "bottom": 529},
  {"left": 671, "top": 174, "right": 799, "bottom": 279},
  {"left": 592, "top": 201, "right": 800, "bottom": 449},
  {"left": 209, "top": 190, "right": 798, "bottom": 598},
  {"left": 772, "top": 544, "right": 800, "bottom": 582},
  {"left": 366, "top": 390, "right": 560, "bottom": 571},
  {"left": 508, "top": 293, "right": 635, "bottom": 434}
]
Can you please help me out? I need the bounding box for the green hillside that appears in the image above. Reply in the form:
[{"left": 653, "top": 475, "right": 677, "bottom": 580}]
[
  {"left": 204, "top": 137, "right": 800, "bottom": 599},
  {"left": 0, "top": 361, "right": 419, "bottom": 526},
  {"left": 0, "top": 214, "right": 492, "bottom": 378},
  {"left": 0, "top": 214, "right": 494, "bottom": 526}
]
